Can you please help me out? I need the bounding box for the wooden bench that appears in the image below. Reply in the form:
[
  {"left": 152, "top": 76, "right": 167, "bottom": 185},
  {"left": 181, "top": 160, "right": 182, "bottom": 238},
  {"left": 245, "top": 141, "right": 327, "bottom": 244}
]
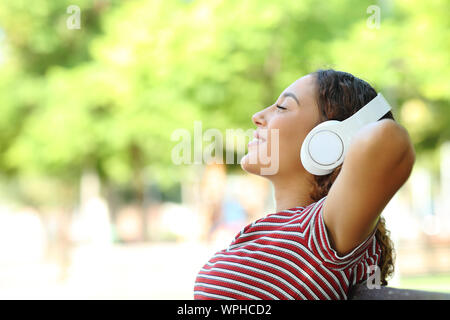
[{"left": 348, "top": 283, "right": 450, "bottom": 300}]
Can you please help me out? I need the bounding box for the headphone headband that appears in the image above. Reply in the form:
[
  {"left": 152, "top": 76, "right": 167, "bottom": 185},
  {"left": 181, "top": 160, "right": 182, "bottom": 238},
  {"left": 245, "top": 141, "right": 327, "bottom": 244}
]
[{"left": 342, "top": 93, "right": 392, "bottom": 136}]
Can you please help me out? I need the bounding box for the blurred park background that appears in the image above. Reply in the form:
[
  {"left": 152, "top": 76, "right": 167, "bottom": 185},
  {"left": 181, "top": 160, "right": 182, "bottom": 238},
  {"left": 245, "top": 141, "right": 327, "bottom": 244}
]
[{"left": 0, "top": 0, "right": 449, "bottom": 299}]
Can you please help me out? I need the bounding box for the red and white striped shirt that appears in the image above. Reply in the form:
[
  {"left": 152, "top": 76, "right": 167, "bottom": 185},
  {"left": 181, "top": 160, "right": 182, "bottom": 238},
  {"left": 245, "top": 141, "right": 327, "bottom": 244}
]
[{"left": 193, "top": 196, "right": 382, "bottom": 300}]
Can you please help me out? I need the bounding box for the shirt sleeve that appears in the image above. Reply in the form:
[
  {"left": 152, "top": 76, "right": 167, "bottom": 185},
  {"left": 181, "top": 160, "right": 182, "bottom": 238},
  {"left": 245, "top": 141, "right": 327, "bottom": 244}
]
[{"left": 307, "top": 196, "right": 379, "bottom": 271}]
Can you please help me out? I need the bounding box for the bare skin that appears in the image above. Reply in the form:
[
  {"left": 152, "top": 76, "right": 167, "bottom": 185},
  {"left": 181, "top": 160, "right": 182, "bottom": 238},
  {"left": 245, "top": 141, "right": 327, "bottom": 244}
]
[{"left": 240, "top": 74, "right": 321, "bottom": 212}]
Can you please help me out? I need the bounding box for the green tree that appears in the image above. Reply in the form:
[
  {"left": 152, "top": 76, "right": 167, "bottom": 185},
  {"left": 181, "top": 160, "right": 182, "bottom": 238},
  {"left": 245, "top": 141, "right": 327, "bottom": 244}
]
[{"left": 0, "top": 0, "right": 448, "bottom": 206}]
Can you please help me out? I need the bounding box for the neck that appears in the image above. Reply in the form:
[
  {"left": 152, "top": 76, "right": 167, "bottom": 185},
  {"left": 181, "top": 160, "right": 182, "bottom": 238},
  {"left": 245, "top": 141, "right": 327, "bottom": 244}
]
[{"left": 270, "top": 171, "right": 316, "bottom": 212}]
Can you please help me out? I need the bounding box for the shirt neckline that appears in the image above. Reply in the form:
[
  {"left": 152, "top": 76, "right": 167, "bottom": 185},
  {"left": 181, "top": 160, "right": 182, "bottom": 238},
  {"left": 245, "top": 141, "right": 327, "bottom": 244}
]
[{"left": 284, "top": 206, "right": 305, "bottom": 211}]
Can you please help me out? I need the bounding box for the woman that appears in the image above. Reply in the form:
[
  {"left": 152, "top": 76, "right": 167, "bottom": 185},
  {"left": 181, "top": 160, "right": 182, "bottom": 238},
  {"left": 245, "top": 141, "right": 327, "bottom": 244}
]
[{"left": 193, "top": 69, "right": 416, "bottom": 300}]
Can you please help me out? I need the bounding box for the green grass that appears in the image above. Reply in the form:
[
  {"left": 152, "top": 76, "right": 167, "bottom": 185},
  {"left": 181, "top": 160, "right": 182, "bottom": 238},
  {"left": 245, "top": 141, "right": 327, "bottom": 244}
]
[{"left": 394, "top": 274, "right": 450, "bottom": 293}]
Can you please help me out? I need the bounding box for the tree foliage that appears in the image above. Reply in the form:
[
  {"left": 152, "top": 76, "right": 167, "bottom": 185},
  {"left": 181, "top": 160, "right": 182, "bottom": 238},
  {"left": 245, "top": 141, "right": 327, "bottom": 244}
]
[{"left": 0, "top": 0, "right": 448, "bottom": 204}]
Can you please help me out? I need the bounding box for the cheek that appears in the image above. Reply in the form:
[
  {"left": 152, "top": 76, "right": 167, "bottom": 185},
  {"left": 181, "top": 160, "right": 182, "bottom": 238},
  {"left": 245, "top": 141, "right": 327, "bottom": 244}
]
[
  {"left": 268, "top": 119, "right": 308, "bottom": 166},
  {"left": 268, "top": 119, "right": 303, "bottom": 152}
]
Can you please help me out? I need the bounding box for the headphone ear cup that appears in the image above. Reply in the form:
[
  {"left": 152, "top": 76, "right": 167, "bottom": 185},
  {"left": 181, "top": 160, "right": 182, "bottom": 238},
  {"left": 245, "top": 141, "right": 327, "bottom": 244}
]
[
  {"left": 301, "top": 93, "right": 392, "bottom": 176},
  {"left": 300, "top": 120, "right": 345, "bottom": 176}
]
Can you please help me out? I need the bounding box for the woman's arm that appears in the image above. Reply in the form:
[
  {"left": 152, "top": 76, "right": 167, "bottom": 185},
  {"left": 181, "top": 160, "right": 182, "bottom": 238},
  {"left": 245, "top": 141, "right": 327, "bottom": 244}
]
[{"left": 322, "top": 119, "right": 416, "bottom": 256}]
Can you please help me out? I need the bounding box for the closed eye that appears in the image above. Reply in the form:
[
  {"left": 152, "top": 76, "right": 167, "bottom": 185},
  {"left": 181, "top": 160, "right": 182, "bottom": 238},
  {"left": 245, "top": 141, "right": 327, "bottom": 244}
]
[{"left": 276, "top": 104, "right": 287, "bottom": 110}]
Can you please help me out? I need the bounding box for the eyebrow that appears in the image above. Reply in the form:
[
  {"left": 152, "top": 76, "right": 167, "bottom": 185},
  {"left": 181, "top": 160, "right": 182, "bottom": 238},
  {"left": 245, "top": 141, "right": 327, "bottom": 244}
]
[{"left": 280, "top": 92, "right": 300, "bottom": 106}]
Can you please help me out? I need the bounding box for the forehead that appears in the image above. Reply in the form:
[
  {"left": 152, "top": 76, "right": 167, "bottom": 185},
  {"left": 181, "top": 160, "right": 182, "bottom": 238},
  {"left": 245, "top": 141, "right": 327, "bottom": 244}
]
[
  {"left": 284, "top": 74, "right": 316, "bottom": 98},
  {"left": 277, "top": 74, "right": 317, "bottom": 108},
  {"left": 279, "top": 74, "right": 321, "bottom": 122}
]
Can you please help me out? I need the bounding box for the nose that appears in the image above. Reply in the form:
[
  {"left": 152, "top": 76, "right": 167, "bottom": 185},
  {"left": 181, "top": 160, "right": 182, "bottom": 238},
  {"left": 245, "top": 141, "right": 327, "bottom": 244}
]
[{"left": 252, "top": 109, "right": 267, "bottom": 127}]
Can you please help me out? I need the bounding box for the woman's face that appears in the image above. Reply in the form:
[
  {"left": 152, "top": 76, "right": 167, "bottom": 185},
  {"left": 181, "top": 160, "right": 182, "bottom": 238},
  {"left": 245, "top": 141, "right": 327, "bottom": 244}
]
[{"left": 241, "top": 74, "right": 322, "bottom": 177}]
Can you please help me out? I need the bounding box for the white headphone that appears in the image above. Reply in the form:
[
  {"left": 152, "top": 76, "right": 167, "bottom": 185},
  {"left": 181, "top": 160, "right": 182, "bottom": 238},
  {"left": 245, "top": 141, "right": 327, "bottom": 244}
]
[{"left": 300, "top": 93, "right": 392, "bottom": 176}]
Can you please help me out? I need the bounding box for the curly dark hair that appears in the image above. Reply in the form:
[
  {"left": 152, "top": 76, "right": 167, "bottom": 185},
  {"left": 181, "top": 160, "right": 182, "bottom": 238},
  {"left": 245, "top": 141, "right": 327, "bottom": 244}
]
[{"left": 309, "top": 68, "right": 395, "bottom": 286}]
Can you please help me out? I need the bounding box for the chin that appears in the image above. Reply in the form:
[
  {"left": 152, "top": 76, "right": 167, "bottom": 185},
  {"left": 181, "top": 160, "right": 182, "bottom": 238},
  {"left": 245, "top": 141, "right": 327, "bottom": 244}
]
[
  {"left": 240, "top": 154, "right": 261, "bottom": 175},
  {"left": 240, "top": 152, "right": 280, "bottom": 176}
]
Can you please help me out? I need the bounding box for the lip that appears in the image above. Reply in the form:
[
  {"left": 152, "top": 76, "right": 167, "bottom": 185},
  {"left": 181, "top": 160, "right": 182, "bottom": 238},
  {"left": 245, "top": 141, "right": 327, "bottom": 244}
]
[
  {"left": 248, "top": 131, "right": 266, "bottom": 148},
  {"left": 253, "top": 130, "right": 266, "bottom": 142},
  {"left": 248, "top": 139, "right": 262, "bottom": 148}
]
